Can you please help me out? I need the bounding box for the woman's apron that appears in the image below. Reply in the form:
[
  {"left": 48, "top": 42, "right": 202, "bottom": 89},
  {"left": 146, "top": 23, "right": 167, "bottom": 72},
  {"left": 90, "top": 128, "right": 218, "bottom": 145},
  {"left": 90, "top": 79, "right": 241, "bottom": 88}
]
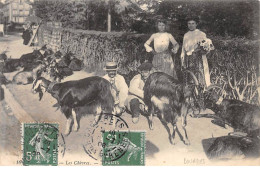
[
  {"left": 152, "top": 50, "right": 177, "bottom": 79},
  {"left": 184, "top": 50, "right": 211, "bottom": 87}
]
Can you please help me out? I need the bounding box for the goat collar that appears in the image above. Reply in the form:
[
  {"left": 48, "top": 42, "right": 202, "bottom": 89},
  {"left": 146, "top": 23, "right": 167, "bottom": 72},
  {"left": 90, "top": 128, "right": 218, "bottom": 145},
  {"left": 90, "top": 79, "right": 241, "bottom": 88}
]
[{"left": 47, "top": 81, "right": 57, "bottom": 92}]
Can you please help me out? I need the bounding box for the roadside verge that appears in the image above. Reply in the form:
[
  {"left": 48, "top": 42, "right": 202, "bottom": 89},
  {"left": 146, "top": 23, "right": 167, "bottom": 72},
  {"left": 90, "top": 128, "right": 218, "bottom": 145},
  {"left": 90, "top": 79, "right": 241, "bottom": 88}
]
[{"left": 1, "top": 84, "right": 35, "bottom": 123}]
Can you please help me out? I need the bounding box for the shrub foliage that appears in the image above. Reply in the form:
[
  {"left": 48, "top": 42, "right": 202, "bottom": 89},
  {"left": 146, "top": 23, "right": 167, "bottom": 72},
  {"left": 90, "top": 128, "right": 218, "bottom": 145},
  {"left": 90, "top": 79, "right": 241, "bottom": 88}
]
[
  {"left": 38, "top": 24, "right": 259, "bottom": 104},
  {"left": 32, "top": 0, "right": 259, "bottom": 39}
]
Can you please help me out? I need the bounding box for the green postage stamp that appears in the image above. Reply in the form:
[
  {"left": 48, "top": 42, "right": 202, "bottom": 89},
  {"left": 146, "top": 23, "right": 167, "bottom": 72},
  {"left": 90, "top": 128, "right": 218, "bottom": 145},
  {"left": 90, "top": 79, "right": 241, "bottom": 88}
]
[
  {"left": 102, "top": 131, "right": 145, "bottom": 166},
  {"left": 22, "top": 123, "right": 59, "bottom": 166}
]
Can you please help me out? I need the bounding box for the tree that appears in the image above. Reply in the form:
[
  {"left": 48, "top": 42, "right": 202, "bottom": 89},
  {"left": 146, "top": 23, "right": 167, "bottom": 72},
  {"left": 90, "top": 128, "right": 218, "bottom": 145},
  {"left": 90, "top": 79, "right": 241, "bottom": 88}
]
[
  {"left": 32, "top": 0, "right": 259, "bottom": 38},
  {"left": 155, "top": 0, "right": 259, "bottom": 38}
]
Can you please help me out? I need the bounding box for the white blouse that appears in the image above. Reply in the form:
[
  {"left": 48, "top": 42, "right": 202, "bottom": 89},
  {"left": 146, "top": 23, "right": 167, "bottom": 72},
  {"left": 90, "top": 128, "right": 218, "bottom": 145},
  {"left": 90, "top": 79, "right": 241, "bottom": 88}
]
[
  {"left": 144, "top": 32, "right": 178, "bottom": 53},
  {"left": 181, "top": 29, "right": 206, "bottom": 60}
]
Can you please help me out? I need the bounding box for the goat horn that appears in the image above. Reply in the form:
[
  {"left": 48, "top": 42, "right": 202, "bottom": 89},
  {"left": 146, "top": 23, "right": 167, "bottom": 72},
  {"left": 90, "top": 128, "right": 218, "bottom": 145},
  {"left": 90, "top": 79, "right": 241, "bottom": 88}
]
[
  {"left": 206, "top": 84, "right": 226, "bottom": 97},
  {"left": 183, "top": 70, "right": 199, "bottom": 86},
  {"left": 205, "top": 84, "right": 226, "bottom": 104},
  {"left": 204, "top": 84, "right": 223, "bottom": 91}
]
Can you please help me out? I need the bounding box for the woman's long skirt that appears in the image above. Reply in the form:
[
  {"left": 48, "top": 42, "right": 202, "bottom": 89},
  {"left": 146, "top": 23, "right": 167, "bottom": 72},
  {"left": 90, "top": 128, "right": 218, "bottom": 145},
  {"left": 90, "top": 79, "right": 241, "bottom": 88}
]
[
  {"left": 152, "top": 50, "right": 177, "bottom": 79},
  {"left": 184, "top": 51, "right": 206, "bottom": 86}
]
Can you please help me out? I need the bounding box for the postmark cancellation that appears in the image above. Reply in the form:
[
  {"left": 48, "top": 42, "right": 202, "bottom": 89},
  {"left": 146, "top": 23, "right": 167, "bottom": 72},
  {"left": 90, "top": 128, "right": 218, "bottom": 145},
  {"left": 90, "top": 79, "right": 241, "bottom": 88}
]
[{"left": 102, "top": 131, "right": 145, "bottom": 166}]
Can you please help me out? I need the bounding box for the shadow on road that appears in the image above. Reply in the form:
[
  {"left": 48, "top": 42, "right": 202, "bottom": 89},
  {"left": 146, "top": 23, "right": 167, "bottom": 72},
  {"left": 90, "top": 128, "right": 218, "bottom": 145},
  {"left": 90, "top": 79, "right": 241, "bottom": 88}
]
[{"left": 146, "top": 140, "right": 159, "bottom": 158}]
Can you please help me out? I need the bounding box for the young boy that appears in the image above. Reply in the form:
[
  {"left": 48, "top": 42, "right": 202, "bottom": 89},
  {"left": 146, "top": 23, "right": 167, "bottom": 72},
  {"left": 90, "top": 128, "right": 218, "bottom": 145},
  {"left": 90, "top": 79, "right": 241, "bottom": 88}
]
[{"left": 126, "top": 62, "right": 153, "bottom": 124}]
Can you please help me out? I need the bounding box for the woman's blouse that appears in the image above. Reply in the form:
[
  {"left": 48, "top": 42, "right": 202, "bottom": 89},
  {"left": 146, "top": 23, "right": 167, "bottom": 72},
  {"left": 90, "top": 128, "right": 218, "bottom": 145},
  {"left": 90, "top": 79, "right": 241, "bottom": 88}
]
[
  {"left": 181, "top": 29, "right": 206, "bottom": 61},
  {"left": 145, "top": 32, "right": 178, "bottom": 53}
]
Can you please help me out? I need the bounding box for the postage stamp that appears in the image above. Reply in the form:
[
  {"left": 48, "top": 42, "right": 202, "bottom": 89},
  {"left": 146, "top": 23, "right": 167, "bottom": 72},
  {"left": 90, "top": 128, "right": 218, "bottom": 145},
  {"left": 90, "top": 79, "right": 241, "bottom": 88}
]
[
  {"left": 22, "top": 123, "right": 59, "bottom": 166},
  {"left": 83, "top": 113, "right": 130, "bottom": 163},
  {"left": 102, "top": 131, "right": 145, "bottom": 166}
]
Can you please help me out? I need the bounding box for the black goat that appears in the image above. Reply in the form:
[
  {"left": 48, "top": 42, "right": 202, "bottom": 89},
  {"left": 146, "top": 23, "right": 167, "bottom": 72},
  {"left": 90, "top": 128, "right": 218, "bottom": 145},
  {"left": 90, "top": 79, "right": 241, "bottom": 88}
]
[
  {"left": 20, "top": 50, "right": 41, "bottom": 64},
  {"left": 20, "top": 49, "right": 44, "bottom": 71},
  {"left": 32, "top": 76, "right": 114, "bottom": 135},
  {"left": 202, "top": 89, "right": 260, "bottom": 138},
  {"left": 144, "top": 71, "right": 202, "bottom": 145},
  {"left": 3, "top": 59, "right": 21, "bottom": 73},
  {"left": 202, "top": 135, "right": 260, "bottom": 160}
]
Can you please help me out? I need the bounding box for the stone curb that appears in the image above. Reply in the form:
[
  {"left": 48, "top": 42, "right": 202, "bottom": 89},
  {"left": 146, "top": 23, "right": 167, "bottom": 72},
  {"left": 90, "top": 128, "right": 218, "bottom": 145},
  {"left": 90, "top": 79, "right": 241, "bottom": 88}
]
[{"left": 1, "top": 84, "right": 35, "bottom": 123}]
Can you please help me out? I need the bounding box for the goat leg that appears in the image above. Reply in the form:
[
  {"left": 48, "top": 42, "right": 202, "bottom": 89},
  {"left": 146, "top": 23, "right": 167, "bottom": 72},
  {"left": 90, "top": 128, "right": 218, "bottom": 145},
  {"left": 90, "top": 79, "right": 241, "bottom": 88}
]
[
  {"left": 181, "top": 126, "right": 190, "bottom": 145},
  {"left": 171, "top": 124, "right": 178, "bottom": 145},
  {"left": 181, "top": 105, "right": 190, "bottom": 145},
  {"left": 195, "top": 114, "right": 233, "bottom": 129},
  {"left": 144, "top": 116, "right": 153, "bottom": 131},
  {"left": 160, "top": 120, "right": 173, "bottom": 145},
  {"left": 175, "top": 125, "right": 189, "bottom": 145},
  {"left": 148, "top": 113, "right": 154, "bottom": 130},
  {"left": 64, "top": 117, "right": 72, "bottom": 136},
  {"left": 72, "top": 109, "right": 78, "bottom": 132},
  {"left": 93, "top": 106, "right": 102, "bottom": 126},
  {"left": 147, "top": 104, "right": 155, "bottom": 130}
]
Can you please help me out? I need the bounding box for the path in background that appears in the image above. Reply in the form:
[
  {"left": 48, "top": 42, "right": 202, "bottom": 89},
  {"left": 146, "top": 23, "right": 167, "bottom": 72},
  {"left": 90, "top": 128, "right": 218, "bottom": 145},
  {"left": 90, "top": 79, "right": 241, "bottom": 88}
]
[{"left": 0, "top": 33, "right": 35, "bottom": 59}]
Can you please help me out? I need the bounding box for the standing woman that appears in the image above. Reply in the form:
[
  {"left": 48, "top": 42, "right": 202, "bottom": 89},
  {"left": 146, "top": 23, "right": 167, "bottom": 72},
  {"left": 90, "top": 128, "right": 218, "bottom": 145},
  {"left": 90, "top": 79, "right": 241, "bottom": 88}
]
[
  {"left": 181, "top": 17, "right": 213, "bottom": 87},
  {"left": 144, "top": 19, "right": 179, "bottom": 78}
]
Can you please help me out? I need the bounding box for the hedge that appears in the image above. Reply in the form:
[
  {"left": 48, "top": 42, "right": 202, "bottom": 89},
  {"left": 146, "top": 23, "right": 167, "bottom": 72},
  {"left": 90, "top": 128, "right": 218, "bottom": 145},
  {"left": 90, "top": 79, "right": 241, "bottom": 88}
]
[
  {"left": 38, "top": 24, "right": 259, "bottom": 104},
  {"left": 38, "top": 24, "right": 152, "bottom": 74}
]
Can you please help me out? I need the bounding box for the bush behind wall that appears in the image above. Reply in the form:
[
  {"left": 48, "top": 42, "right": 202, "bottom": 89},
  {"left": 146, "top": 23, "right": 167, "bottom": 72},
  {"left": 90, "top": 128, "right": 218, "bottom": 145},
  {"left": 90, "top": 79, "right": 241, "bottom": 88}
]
[{"left": 38, "top": 25, "right": 259, "bottom": 103}]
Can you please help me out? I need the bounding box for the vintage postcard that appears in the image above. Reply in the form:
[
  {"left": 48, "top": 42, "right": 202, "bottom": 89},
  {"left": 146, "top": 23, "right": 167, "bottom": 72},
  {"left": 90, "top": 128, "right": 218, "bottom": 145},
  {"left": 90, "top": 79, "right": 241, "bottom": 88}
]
[{"left": 0, "top": 0, "right": 259, "bottom": 166}]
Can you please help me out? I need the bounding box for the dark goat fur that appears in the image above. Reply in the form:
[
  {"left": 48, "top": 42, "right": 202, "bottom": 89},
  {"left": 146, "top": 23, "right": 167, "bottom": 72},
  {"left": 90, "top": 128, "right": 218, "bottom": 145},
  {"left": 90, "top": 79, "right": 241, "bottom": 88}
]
[
  {"left": 32, "top": 76, "right": 114, "bottom": 135},
  {"left": 199, "top": 91, "right": 260, "bottom": 160},
  {"left": 203, "top": 136, "right": 260, "bottom": 160},
  {"left": 2, "top": 50, "right": 43, "bottom": 73},
  {"left": 20, "top": 50, "right": 44, "bottom": 71},
  {"left": 3, "top": 59, "right": 21, "bottom": 73},
  {"left": 144, "top": 72, "right": 198, "bottom": 145},
  {"left": 204, "top": 96, "right": 260, "bottom": 138}
]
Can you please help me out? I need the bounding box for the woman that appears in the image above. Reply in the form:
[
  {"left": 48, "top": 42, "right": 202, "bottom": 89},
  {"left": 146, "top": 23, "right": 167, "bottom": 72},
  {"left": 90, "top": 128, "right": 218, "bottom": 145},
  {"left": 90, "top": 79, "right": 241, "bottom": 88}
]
[
  {"left": 144, "top": 19, "right": 179, "bottom": 78},
  {"left": 181, "top": 17, "right": 213, "bottom": 87}
]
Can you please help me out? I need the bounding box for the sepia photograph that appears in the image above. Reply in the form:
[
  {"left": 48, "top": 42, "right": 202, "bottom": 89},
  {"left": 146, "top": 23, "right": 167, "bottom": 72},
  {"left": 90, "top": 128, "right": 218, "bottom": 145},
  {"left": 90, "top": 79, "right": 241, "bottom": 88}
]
[{"left": 0, "top": 0, "right": 259, "bottom": 166}]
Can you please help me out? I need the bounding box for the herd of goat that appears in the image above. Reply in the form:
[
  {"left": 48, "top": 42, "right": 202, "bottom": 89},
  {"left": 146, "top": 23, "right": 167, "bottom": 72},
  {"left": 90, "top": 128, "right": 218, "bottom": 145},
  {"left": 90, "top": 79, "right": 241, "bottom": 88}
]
[
  {"left": 2, "top": 45, "right": 82, "bottom": 85},
  {"left": 1, "top": 47, "right": 260, "bottom": 161}
]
